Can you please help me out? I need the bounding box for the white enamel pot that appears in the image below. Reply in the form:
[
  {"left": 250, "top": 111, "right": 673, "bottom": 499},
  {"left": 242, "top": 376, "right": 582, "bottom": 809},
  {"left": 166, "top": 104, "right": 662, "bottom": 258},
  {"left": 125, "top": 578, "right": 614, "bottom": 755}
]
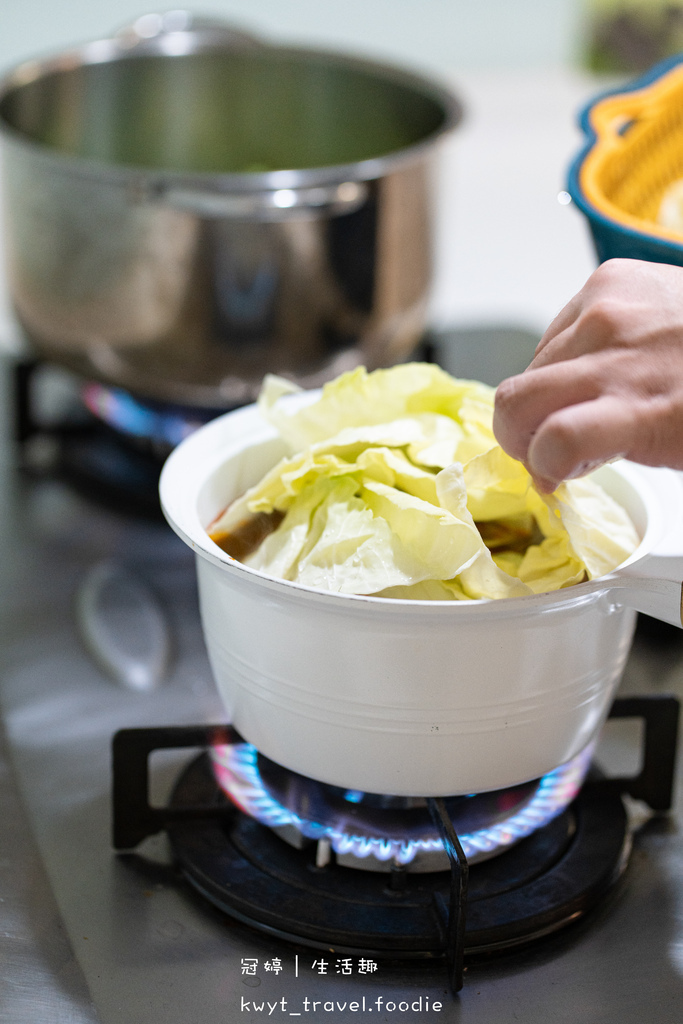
[{"left": 159, "top": 399, "right": 683, "bottom": 797}]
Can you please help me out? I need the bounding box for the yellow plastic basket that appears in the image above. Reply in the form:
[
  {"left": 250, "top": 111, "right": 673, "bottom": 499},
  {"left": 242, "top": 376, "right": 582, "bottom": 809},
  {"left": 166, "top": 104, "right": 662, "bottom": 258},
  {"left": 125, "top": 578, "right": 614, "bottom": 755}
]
[{"left": 568, "top": 55, "right": 683, "bottom": 263}]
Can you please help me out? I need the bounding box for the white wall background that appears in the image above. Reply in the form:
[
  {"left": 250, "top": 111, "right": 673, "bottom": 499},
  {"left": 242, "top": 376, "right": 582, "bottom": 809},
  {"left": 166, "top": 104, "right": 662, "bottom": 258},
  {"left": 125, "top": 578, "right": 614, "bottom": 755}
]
[{"left": 0, "top": 1, "right": 583, "bottom": 77}]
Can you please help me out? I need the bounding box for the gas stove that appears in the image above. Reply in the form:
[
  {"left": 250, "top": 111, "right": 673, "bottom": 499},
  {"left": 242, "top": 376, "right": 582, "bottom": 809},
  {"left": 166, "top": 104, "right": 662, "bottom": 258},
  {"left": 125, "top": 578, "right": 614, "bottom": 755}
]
[{"left": 2, "top": 352, "right": 683, "bottom": 1022}]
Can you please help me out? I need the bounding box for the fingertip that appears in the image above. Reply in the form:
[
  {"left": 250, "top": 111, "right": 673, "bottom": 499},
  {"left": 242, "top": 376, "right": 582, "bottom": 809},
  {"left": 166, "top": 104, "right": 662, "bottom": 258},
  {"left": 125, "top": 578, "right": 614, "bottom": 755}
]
[
  {"left": 526, "top": 433, "right": 562, "bottom": 492},
  {"left": 527, "top": 399, "right": 630, "bottom": 491},
  {"left": 492, "top": 392, "right": 529, "bottom": 464},
  {"left": 526, "top": 411, "right": 587, "bottom": 491}
]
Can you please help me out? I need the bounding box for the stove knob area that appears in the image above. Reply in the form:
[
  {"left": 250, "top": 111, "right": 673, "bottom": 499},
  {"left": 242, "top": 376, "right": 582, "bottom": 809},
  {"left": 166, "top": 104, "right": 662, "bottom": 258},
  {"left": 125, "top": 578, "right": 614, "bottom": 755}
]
[{"left": 75, "top": 560, "right": 171, "bottom": 692}]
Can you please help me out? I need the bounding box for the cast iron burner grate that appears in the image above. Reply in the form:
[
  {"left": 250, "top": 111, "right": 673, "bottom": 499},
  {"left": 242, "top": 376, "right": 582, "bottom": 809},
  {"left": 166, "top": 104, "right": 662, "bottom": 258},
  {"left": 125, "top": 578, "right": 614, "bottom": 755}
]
[{"left": 112, "top": 696, "right": 679, "bottom": 994}]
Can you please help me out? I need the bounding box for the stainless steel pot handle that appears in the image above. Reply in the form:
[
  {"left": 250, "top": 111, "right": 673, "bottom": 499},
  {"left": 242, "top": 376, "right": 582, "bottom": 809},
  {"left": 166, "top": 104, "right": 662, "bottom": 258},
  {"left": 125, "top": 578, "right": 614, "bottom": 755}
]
[
  {"left": 114, "top": 13, "right": 369, "bottom": 220},
  {"left": 154, "top": 180, "right": 370, "bottom": 219},
  {"left": 114, "top": 10, "right": 265, "bottom": 53}
]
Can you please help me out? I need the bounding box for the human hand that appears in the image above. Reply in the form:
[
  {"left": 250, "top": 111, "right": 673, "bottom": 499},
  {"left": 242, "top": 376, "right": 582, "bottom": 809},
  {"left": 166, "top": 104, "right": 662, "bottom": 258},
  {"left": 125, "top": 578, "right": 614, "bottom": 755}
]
[{"left": 493, "top": 258, "right": 683, "bottom": 491}]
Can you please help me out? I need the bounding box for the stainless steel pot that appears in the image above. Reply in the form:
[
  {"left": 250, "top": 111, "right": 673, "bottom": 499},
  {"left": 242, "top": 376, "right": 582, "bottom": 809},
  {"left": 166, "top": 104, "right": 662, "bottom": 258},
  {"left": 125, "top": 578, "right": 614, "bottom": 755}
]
[{"left": 0, "top": 12, "right": 461, "bottom": 409}]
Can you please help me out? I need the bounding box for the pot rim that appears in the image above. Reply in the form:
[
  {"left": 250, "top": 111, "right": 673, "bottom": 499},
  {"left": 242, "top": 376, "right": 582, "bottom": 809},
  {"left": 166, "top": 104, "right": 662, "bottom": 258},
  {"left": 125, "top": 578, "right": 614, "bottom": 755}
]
[
  {"left": 0, "top": 25, "right": 463, "bottom": 192},
  {"left": 159, "top": 399, "right": 673, "bottom": 622}
]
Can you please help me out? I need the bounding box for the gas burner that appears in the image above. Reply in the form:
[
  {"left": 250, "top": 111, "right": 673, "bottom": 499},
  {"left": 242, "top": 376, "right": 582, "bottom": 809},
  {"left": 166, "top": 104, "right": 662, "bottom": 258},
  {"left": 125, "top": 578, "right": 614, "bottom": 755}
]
[
  {"left": 166, "top": 751, "right": 629, "bottom": 953},
  {"left": 210, "top": 737, "right": 594, "bottom": 870},
  {"left": 11, "top": 359, "right": 226, "bottom": 516},
  {"left": 9, "top": 339, "right": 439, "bottom": 517},
  {"left": 111, "top": 696, "right": 679, "bottom": 993},
  {"left": 81, "top": 382, "right": 222, "bottom": 451}
]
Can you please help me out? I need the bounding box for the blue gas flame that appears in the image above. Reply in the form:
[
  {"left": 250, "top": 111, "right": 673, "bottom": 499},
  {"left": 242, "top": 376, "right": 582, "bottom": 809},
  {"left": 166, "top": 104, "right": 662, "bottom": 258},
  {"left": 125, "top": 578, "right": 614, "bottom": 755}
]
[{"left": 211, "top": 741, "right": 594, "bottom": 866}]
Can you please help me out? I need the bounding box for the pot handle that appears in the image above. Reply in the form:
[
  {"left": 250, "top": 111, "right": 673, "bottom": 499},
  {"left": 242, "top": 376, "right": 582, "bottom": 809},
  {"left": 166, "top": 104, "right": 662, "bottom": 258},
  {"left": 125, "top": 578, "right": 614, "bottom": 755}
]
[
  {"left": 114, "top": 13, "right": 371, "bottom": 219},
  {"left": 115, "top": 11, "right": 265, "bottom": 52},
  {"left": 591, "top": 575, "right": 683, "bottom": 628},
  {"left": 153, "top": 180, "right": 370, "bottom": 220},
  {"left": 605, "top": 468, "right": 683, "bottom": 626}
]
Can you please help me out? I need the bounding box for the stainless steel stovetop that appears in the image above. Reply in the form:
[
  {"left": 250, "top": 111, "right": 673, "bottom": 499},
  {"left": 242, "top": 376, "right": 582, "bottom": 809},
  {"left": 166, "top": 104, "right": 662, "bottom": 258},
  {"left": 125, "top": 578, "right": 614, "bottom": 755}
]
[{"left": 2, "top": 359, "right": 683, "bottom": 1024}]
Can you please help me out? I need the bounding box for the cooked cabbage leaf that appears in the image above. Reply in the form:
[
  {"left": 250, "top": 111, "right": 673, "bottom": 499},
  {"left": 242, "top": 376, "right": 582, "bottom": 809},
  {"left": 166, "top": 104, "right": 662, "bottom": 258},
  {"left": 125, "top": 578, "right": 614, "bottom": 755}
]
[
  {"left": 209, "top": 364, "right": 639, "bottom": 599},
  {"left": 258, "top": 364, "right": 497, "bottom": 458}
]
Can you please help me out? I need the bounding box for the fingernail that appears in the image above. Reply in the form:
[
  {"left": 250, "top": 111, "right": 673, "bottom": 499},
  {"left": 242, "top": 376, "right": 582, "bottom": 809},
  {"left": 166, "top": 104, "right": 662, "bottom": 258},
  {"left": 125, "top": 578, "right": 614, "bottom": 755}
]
[{"left": 532, "top": 475, "right": 558, "bottom": 494}]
